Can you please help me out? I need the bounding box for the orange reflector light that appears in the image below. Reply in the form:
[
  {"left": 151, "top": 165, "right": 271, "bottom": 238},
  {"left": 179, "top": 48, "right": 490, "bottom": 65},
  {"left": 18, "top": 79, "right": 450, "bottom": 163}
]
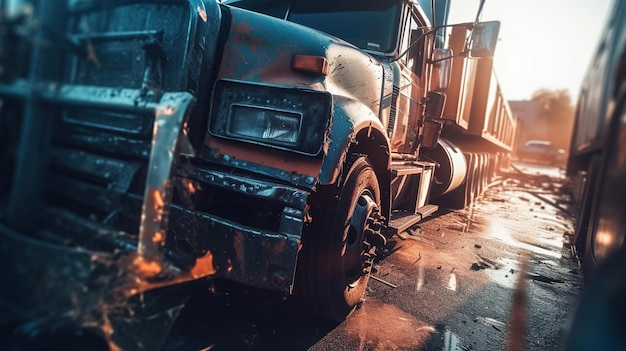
[{"left": 292, "top": 54, "right": 328, "bottom": 76}]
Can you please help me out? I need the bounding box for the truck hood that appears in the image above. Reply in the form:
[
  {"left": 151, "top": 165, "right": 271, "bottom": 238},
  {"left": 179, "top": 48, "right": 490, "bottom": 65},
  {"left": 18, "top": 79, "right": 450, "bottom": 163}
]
[{"left": 218, "top": 5, "right": 384, "bottom": 114}]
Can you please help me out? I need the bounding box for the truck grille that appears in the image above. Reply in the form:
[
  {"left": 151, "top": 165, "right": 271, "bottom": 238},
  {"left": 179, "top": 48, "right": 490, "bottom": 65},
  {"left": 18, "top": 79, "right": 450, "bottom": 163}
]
[
  {"left": 45, "top": 107, "right": 153, "bottom": 238},
  {"left": 0, "top": 1, "right": 199, "bottom": 254}
]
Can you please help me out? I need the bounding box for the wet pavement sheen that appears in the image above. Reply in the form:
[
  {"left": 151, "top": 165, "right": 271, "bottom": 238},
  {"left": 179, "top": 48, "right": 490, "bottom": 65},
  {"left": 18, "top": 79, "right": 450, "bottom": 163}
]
[{"left": 165, "top": 163, "right": 583, "bottom": 350}]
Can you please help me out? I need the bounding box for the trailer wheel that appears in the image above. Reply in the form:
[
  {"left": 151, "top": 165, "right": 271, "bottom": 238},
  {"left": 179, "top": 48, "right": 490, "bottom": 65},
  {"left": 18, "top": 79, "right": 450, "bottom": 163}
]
[{"left": 296, "top": 157, "right": 382, "bottom": 321}]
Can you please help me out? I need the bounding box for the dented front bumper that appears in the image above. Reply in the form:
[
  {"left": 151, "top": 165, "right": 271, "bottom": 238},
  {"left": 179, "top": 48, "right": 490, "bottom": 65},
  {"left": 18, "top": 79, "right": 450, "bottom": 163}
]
[
  {"left": 169, "top": 164, "right": 309, "bottom": 293},
  {"left": 0, "top": 164, "right": 308, "bottom": 347}
]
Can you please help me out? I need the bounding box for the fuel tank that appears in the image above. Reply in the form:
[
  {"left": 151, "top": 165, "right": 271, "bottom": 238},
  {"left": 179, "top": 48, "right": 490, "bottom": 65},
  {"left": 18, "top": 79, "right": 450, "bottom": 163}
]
[{"left": 421, "top": 138, "right": 467, "bottom": 197}]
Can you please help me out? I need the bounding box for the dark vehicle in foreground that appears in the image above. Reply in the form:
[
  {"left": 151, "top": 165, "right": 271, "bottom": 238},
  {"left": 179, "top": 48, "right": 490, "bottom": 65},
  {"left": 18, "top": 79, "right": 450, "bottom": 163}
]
[
  {"left": 0, "top": 0, "right": 515, "bottom": 348},
  {"left": 567, "top": 0, "right": 626, "bottom": 279},
  {"left": 565, "top": 2, "right": 626, "bottom": 348}
]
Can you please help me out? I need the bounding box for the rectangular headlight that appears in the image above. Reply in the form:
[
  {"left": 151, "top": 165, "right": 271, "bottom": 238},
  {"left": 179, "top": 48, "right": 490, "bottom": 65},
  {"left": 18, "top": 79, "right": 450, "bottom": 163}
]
[
  {"left": 228, "top": 104, "right": 302, "bottom": 146},
  {"left": 209, "top": 79, "right": 332, "bottom": 156}
]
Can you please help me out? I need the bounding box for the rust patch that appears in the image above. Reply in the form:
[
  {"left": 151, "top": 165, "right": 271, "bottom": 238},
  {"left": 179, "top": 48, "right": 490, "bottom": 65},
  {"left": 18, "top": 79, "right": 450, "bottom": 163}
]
[
  {"left": 102, "top": 314, "right": 123, "bottom": 351},
  {"left": 232, "top": 21, "right": 264, "bottom": 57},
  {"left": 197, "top": 5, "right": 207, "bottom": 22},
  {"left": 232, "top": 22, "right": 262, "bottom": 45},
  {"left": 218, "top": 14, "right": 322, "bottom": 86},
  {"left": 303, "top": 204, "right": 313, "bottom": 223},
  {"left": 151, "top": 188, "right": 165, "bottom": 208},
  {"left": 132, "top": 255, "right": 163, "bottom": 277},
  {"left": 149, "top": 188, "right": 165, "bottom": 222},
  {"left": 226, "top": 259, "right": 233, "bottom": 273},
  {"left": 180, "top": 178, "right": 199, "bottom": 195},
  {"left": 204, "top": 137, "right": 323, "bottom": 179},
  {"left": 218, "top": 21, "right": 258, "bottom": 78},
  {"left": 190, "top": 250, "right": 217, "bottom": 278},
  {"left": 252, "top": 43, "right": 302, "bottom": 82},
  {"left": 232, "top": 21, "right": 253, "bottom": 43},
  {"left": 152, "top": 229, "right": 165, "bottom": 243}
]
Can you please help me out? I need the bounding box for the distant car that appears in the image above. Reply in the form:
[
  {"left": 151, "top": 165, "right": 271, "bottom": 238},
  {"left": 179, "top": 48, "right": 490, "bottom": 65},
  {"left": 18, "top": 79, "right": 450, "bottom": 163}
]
[{"left": 516, "top": 140, "right": 566, "bottom": 165}]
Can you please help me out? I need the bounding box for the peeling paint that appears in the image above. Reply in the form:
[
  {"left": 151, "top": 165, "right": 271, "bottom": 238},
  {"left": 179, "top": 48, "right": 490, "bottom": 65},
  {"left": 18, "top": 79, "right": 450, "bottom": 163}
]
[
  {"left": 201, "top": 137, "right": 322, "bottom": 189},
  {"left": 133, "top": 255, "right": 164, "bottom": 277},
  {"left": 197, "top": 5, "right": 207, "bottom": 22},
  {"left": 190, "top": 251, "right": 216, "bottom": 278}
]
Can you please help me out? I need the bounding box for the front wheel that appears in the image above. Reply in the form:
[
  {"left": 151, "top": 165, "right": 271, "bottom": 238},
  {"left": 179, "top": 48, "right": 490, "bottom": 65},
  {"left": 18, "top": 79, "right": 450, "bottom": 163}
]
[{"left": 295, "top": 157, "right": 383, "bottom": 321}]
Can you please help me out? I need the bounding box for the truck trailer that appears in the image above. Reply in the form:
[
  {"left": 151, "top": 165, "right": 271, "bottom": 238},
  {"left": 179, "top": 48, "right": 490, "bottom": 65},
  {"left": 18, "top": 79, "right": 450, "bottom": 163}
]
[{"left": 0, "top": 0, "right": 516, "bottom": 348}]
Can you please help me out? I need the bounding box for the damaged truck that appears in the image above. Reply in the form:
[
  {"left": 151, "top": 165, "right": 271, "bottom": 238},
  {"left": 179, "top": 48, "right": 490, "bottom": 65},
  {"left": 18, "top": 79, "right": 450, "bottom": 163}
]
[{"left": 0, "top": 0, "right": 516, "bottom": 348}]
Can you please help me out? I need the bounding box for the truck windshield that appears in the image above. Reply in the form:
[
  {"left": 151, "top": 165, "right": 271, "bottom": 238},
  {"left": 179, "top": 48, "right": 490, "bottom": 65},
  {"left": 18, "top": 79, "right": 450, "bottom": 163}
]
[
  {"left": 225, "top": 0, "right": 401, "bottom": 54},
  {"left": 288, "top": 0, "right": 401, "bottom": 53}
]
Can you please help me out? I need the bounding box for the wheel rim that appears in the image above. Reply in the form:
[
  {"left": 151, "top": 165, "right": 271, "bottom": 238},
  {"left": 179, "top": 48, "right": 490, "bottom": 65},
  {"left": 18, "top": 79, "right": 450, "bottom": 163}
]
[{"left": 343, "top": 190, "right": 378, "bottom": 288}]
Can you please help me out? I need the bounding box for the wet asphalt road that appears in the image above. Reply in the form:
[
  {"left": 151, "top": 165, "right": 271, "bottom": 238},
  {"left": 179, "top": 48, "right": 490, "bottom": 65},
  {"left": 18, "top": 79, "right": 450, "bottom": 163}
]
[{"left": 163, "top": 163, "right": 583, "bottom": 351}]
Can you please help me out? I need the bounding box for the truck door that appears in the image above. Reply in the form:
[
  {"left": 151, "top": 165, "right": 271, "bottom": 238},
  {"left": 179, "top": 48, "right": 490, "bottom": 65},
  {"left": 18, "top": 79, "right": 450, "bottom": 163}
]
[{"left": 391, "top": 5, "right": 429, "bottom": 154}]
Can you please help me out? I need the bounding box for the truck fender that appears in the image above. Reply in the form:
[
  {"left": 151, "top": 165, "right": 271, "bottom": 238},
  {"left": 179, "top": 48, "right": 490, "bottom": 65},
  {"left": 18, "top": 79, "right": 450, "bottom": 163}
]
[{"left": 319, "top": 95, "right": 391, "bottom": 220}]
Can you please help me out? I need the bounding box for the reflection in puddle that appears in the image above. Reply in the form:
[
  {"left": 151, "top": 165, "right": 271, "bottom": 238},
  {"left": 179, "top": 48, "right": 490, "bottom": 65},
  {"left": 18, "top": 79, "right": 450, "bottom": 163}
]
[
  {"left": 416, "top": 260, "right": 425, "bottom": 291},
  {"left": 463, "top": 206, "right": 476, "bottom": 233},
  {"left": 447, "top": 272, "right": 457, "bottom": 291},
  {"left": 475, "top": 316, "right": 508, "bottom": 332},
  {"left": 486, "top": 220, "right": 561, "bottom": 259},
  {"left": 483, "top": 257, "right": 520, "bottom": 289},
  {"left": 345, "top": 301, "right": 434, "bottom": 351},
  {"left": 442, "top": 328, "right": 463, "bottom": 351}
]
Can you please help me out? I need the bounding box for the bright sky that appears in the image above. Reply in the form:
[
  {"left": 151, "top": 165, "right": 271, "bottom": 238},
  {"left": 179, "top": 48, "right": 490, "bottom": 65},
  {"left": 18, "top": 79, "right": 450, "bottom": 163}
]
[{"left": 447, "top": 0, "right": 613, "bottom": 102}]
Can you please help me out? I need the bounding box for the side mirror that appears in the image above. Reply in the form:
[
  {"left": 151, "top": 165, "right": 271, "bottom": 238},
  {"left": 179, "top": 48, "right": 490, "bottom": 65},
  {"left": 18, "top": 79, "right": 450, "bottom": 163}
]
[
  {"left": 422, "top": 91, "right": 446, "bottom": 149},
  {"left": 422, "top": 120, "right": 443, "bottom": 149},
  {"left": 431, "top": 48, "right": 452, "bottom": 91},
  {"left": 425, "top": 91, "right": 446, "bottom": 119},
  {"left": 469, "top": 21, "right": 500, "bottom": 58}
]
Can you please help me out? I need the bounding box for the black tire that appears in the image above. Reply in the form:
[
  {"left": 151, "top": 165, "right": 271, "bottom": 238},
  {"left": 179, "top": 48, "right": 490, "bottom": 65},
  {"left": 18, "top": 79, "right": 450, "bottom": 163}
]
[{"left": 295, "top": 157, "right": 381, "bottom": 321}]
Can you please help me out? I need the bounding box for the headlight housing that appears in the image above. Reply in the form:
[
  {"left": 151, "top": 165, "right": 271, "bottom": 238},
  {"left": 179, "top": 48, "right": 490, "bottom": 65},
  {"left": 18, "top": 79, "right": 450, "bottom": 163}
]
[
  {"left": 228, "top": 104, "right": 301, "bottom": 146},
  {"left": 209, "top": 79, "right": 332, "bottom": 156}
]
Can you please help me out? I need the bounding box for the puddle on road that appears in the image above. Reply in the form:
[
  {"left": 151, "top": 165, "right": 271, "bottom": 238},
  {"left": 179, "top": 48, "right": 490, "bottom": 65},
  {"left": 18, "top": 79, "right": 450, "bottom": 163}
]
[
  {"left": 346, "top": 303, "right": 469, "bottom": 350},
  {"left": 447, "top": 272, "right": 457, "bottom": 292},
  {"left": 485, "top": 220, "right": 562, "bottom": 259},
  {"left": 345, "top": 301, "right": 434, "bottom": 351},
  {"left": 416, "top": 260, "right": 425, "bottom": 291},
  {"left": 410, "top": 256, "right": 457, "bottom": 293},
  {"left": 486, "top": 257, "right": 521, "bottom": 289},
  {"left": 421, "top": 325, "right": 466, "bottom": 351}
]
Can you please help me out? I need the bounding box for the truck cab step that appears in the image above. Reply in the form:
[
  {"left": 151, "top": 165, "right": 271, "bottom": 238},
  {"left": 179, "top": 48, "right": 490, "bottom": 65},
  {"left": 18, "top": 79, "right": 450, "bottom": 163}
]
[
  {"left": 384, "top": 204, "right": 439, "bottom": 236},
  {"left": 391, "top": 160, "right": 436, "bottom": 177}
]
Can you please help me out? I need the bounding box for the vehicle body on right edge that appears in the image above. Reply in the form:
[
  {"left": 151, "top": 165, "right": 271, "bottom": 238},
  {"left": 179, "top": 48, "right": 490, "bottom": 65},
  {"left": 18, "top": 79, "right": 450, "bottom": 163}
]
[
  {"left": 565, "top": 3, "right": 626, "bottom": 347},
  {"left": 567, "top": 0, "right": 626, "bottom": 280}
]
